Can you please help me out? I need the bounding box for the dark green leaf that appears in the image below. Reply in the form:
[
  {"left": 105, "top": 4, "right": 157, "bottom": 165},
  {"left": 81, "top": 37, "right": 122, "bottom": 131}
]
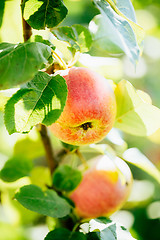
[
  {"left": 0, "top": 0, "right": 5, "bottom": 27},
  {"left": 22, "top": 0, "right": 68, "bottom": 30},
  {"left": 92, "top": 0, "right": 144, "bottom": 64},
  {"left": 0, "top": 42, "right": 51, "bottom": 90},
  {"left": 86, "top": 232, "right": 100, "bottom": 240},
  {"left": 52, "top": 24, "right": 92, "bottom": 53},
  {"left": 15, "top": 185, "right": 71, "bottom": 218},
  {"left": 44, "top": 228, "right": 87, "bottom": 240},
  {"left": 34, "top": 35, "right": 55, "bottom": 50},
  {"left": 0, "top": 157, "right": 33, "bottom": 182},
  {"left": 4, "top": 71, "right": 68, "bottom": 134},
  {"left": 53, "top": 165, "right": 82, "bottom": 192}
]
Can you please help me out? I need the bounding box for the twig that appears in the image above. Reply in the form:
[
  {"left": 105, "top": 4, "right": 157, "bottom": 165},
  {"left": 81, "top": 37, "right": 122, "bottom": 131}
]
[
  {"left": 76, "top": 149, "right": 88, "bottom": 170},
  {"left": 37, "top": 124, "right": 57, "bottom": 175},
  {"left": 21, "top": 0, "right": 32, "bottom": 42}
]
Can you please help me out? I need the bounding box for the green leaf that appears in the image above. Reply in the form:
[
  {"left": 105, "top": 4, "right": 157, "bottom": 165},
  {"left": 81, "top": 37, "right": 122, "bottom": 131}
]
[
  {"left": 92, "top": 0, "right": 145, "bottom": 64},
  {"left": 0, "top": 157, "right": 33, "bottom": 182},
  {"left": 0, "top": 0, "right": 5, "bottom": 27},
  {"left": 52, "top": 24, "right": 92, "bottom": 53},
  {"left": 15, "top": 185, "right": 71, "bottom": 218},
  {"left": 53, "top": 165, "right": 82, "bottom": 192},
  {"left": 86, "top": 218, "right": 136, "bottom": 240},
  {"left": 123, "top": 148, "right": 160, "bottom": 184},
  {"left": 34, "top": 35, "right": 55, "bottom": 50},
  {"left": 0, "top": 90, "right": 11, "bottom": 111},
  {"left": 44, "top": 228, "right": 87, "bottom": 240},
  {"left": 14, "top": 137, "right": 45, "bottom": 160},
  {"left": 86, "top": 232, "right": 100, "bottom": 240},
  {"left": 22, "top": 0, "right": 68, "bottom": 30},
  {"left": 114, "top": 80, "right": 160, "bottom": 136},
  {"left": 0, "top": 42, "right": 51, "bottom": 90},
  {"left": 4, "top": 71, "right": 68, "bottom": 134}
]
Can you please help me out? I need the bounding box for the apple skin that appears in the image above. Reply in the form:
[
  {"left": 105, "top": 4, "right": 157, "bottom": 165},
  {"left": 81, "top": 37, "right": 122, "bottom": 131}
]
[
  {"left": 69, "top": 155, "right": 132, "bottom": 219},
  {"left": 49, "top": 67, "right": 116, "bottom": 145}
]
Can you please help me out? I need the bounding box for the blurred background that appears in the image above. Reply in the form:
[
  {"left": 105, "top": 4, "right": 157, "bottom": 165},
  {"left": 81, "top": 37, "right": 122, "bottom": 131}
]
[{"left": 0, "top": 0, "right": 160, "bottom": 239}]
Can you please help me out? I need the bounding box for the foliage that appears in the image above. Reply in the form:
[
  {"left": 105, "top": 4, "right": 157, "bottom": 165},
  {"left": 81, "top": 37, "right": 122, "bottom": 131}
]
[{"left": 0, "top": 0, "right": 160, "bottom": 240}]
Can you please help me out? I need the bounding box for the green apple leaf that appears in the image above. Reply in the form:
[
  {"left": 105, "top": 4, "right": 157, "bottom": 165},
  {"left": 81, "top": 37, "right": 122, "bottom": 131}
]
[
  {"left": 0, "top": 157, "right": 33, "bottom": 182},
  {"left": 4, "top": 71, "right": 67, "bottom": 134},
  {"left": 52, "top": 24, "right": 92, "bottom": 53},
  {"left": 82, "top": 218, "right": 136, "bottom": 240},
  {"left": 14, "top": 137, "right": 45, "bottom": 160},
  {"left": 92, "top": 0, "right": 145, "bottom": 64},
  {"left": 15, "top": 185, "right": 71, "bottom": 218},
  {"left": 21, "top": 0, "right": 68, "bottom": 30},
  {"left": 123, "top": 148, "right": 160, "bottom": 184},
  {"left": 44, "top": 228, "right": 87, "bottom": 240},
  {"left": 86, "top": 232, "right": 100, "bottom": 240},
  {"left": 53, "top": 165, "right": 82, "bottom": 192},
  {"left": 114, "top": 80, "right": 160, "bottom": 136},
  {"left": 0, "top": 91, "right": 11, "bottom": 112},
  {"left": 34, "top": 35, "right": 55, "bottom": 50},
  {"left": 0, "top": 0, "right": 5, "bottom": 27},
  {"left": 0, "top": 42, "right": 51, "bottom": 90}
]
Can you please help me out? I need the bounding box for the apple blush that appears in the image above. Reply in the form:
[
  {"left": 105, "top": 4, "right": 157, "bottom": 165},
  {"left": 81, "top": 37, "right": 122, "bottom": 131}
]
[
  {"left": 69, "top": 155, "right": 132, "bottom": 219},
  {"left": 49, "top": 67, "right": 116, "bottom": 145}
]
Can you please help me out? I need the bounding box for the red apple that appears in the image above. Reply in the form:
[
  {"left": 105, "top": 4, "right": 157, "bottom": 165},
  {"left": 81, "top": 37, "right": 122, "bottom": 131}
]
[
  {"left": 49, "top": 67, "right": 116, "bottom": 145},
  {"left": 69, "top": 155, "right": 132, "bottom": 219}
]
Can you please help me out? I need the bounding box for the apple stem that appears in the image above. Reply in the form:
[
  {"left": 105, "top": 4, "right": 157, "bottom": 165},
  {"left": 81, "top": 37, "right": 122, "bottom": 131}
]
[
  {"left": 76, "top": 149, "right": 89, "bottom": 170},
  {"left": 21, "top": 0, "right": 32, "bottom": 42},
  {"left": 36, "top": 124, "right": 57, "bottom": 175},
  {"left": 51, "top": 49, "right": 67, "bottom": 70}
]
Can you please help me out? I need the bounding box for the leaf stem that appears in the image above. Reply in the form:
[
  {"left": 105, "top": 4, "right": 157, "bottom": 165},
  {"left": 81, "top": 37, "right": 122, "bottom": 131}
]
[
  {"left": 21, "top": 0, "right": 32, "bottom": 42},
  {"left": 67, "top": 51, "right": 81, "bottom": 68},
  {"left": 51, "top": 49, "right": 67, "bottom": 70},
  {"left": 36, "top": 124, "right": 57, "bottom": 175}
]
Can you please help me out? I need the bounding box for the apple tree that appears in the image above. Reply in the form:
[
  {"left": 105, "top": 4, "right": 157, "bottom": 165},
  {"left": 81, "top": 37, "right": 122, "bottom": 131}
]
[{"left": 0, "top": 0, "right": 160, "bottom": 239}]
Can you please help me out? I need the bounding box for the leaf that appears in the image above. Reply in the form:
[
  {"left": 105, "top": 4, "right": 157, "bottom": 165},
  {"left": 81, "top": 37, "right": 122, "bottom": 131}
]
[
  {"left": 22, "top": 0, "right": 68, "bottom": 30},
  {"left": 86, "top": 232, "right": 100, "bottom": 240},
  {"left": 85, "top": 218, "right": 136, "bottom": 240},
  {"left": 15, "top": 185, "right": 71, "bottom": 218},
  {"left": 44, "top": 228, "right": 87, "bottom": 240},
  {"left": 0, "top": 0, "right": 5, "bottom": 27},
  {"left": 115, "top": 0, "right": 137, "bottom": 22},
  {"left": 123, "top": 148, "right": 160, "bottom": 184},
  {"left": 114, "top": 80, "right": 160, "bottom": 136},
  {"left": 34, "top": 35, "right": 55, "bottom": 50},
  {"left": 4, "top": 71, "right": 68, "bottom": 134},
  {"left": 92, "top": 0, "right": 145, "bottom": 64},
  {"left": 0, "top": 42, "right": 51, "bottom": 90},
  {"left": 52, "top": 24, "right": 92, "bottom": 53},
  {"left": 53, "top": 165, "right": 82, "bottom": 192},
  {"left": 14, "top": 137, "right": 45, "bottom": 160},
  {"left": 0, "top": 157, "right": 33, "bottom": 182}
]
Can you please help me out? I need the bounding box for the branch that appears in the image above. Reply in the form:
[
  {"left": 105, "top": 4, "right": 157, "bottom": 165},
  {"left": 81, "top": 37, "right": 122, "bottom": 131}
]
[
  {"left": 37, "top": 124, "right": 57, "bottom": 175},
  {"left": 21, "top": 0, "right": 32, "bottom": 42}
]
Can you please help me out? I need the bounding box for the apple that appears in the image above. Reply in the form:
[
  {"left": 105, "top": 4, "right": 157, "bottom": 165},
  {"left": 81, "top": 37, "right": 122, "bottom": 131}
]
[
  {"left": 69, "top": 155, "right": 132, "bottom": 219},
  {"left": 49, "top": 67, "right": 116, "bottom": 145}
]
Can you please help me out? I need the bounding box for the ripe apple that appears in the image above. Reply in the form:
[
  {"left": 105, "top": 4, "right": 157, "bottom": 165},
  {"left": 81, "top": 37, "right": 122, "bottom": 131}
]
[
  {"left": 69, "top": 155, "right": 132, "bottom": 219},
  {"left": 49, "top": 67, "right": 116, "bottom": 145}
]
